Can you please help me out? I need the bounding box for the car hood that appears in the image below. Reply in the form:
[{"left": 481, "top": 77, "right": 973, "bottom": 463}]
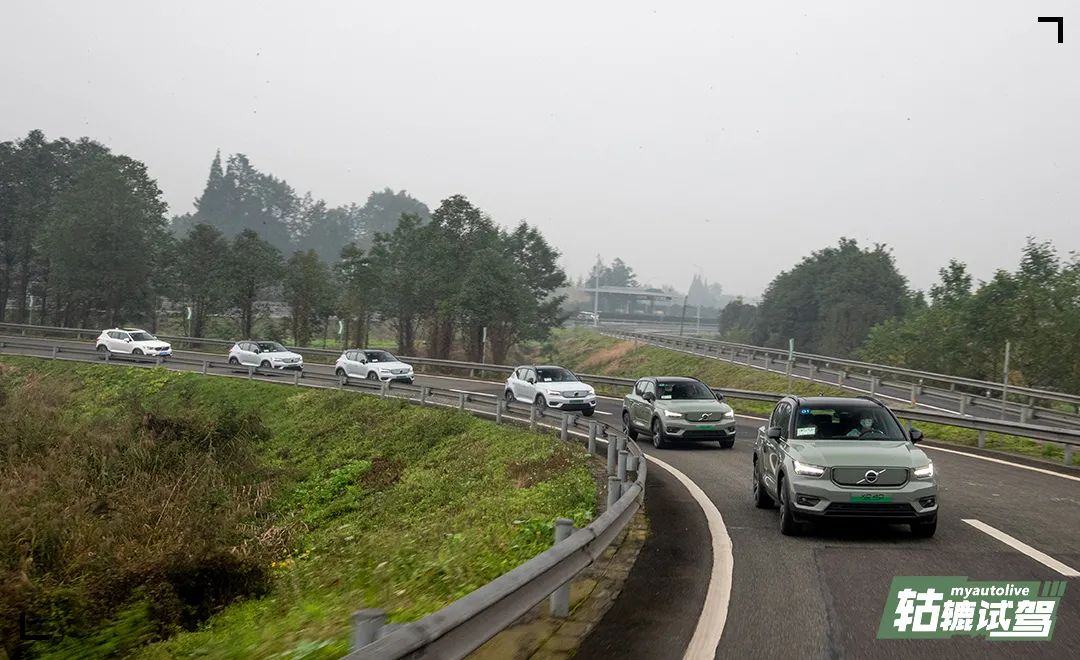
[
  {"left": 656, "top": 399, "right": 732, "bottom": 415},
  {"left": 261, "top": 350, "right": 302, "bottom": 360},
  {"left": 369, "top": 361, "right": 412, "bottom": 370},
  {"left": 788, "top": 439, "right": 928, "bottom": 468},
  {"left": 540, "top": 381, "right": 593, "bottom": 394}
]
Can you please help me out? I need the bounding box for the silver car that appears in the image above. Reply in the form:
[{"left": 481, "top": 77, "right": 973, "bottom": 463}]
[{"left": 753, "top": 396, "right": 938, "bottom": 537}]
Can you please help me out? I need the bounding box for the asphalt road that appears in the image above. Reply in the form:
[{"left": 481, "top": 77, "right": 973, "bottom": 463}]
[{"left": 1, "top": 337, "right": 1077, "bottom": 659}]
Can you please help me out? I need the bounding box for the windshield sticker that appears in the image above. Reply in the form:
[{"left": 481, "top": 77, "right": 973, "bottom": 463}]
[
  {"left": 796, "top": 426, "right": 817, "bottom": 437},
  {"left": 800, "top": 408, "right": 811, "bottom": 414}
]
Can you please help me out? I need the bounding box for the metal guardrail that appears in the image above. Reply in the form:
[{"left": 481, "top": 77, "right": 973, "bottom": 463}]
[
  {"left": 600, "top": 325, "right": 1080, "bottom": 407},
  {"left": 0, "top": 337, "right": 648, "bottom": 659},
  {"left": 607, "top": 330, "right": 1080, "bottom": 427}
]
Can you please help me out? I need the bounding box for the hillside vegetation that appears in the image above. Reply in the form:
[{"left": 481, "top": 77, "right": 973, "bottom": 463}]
[{"left": 0, "top": 357, "right": 594, "bottom": 659}]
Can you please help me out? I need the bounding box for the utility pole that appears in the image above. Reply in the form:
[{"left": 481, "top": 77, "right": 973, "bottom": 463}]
[
  {"left": 1001, "top": 340, "right": 1011, "bottom": 420},
  {"left": 482, "top": 326, "right": 488, "bottom": 363},
  {"left": 678, "top": 295, "right": 688, "bottom": 336},
  {"left": 786, "top": 337, "right": 795, "bottom": 393}
]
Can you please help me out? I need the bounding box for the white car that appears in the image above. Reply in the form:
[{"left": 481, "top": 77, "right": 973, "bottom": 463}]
[
  {"left": 335, "top": 349, "right": 414, "bottom": 384},
  {"left": 505, "top": 364, "right": 596, "bottom": 416},
  {"left": 95, "top": 328, "right": 172, "bottom": 358},
  {"left": 228, "top": 340, "right": 304, "bottom": 372}
]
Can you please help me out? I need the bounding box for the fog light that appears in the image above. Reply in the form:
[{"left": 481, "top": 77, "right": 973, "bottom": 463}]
[
  {"left": 919, "top": 496, "right": 937, "bottom": 508},
  {"left": 796, "top": 495, "right": 820, "bottom": 506}
]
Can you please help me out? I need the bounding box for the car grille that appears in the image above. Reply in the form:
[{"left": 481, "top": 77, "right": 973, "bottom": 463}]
[
  {"left": 564, "top": 391, "right": 587, "bottom": 398},
  {"left": 153, "top": 346, "right": 169, "bottom": 351},
  {"left": 392, "top": 368, "right": 409, "bottom": 374},
  {"left": 823, "top": 503, "right": 917, "bottom": 517},
  {"left": 687, "top": 412, "right": 720, "bottom": 422},
  {"left": 281, "top": 358, "right": 300, "bottom": 363},
  {"left": 831, "top": 467, "right": 909, "bottom": 487}
]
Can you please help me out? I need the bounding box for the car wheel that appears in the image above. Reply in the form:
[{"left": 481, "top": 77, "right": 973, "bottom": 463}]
[
  {"left": 582, "top": 408, "right": 595, "bottom": 417},
  {"left": 778, "top": 476, "right": 801, "bottom": 536},
  {"left": 367, "top": 371, "right": 379, "bottom": 381},
  {"left": 911, "top": 517, "right": 937, "bottom": 538},
  {"left": 719, "top": 438, "right": 735, "bottom": 449},
  {"left": 336, "top": 368, "right": 349, "bottom": 386},
  {"left": 505, "top": 389, "right": 516, "bottom": 404},
  {"left": 132, "top": 348, "right": 143, "bottom": 356},
  {"left": 228, "top": 357, "right": 239, "bottom": 366},
  {"left": 535, "top": 394, "right": 547, "bottom": 412},
  {"left": 753, "top": 459, "right": 774, "bottom": 509},
  {"left": 96, "top": 344, "right": 108, "bottom": 358},
  {"left": 651, "top": 418, "right": 668, "bottom": 449},
  {"left": 622, "top": 412, "right": 638, "bottom": 440},
  {"left": 260, "top": 360, "right": 271, "bottom": 370}
]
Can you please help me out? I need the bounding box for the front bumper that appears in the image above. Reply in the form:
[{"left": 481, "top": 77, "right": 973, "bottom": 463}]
[
  {"left": 270, "top": 362, "right": 304, "bottom": 371},
  {"left": 662, "top": 419, "right": 737, "bottom": 440},
  {"left": 787, "top": 474, "right": 938, "bottom": 522},
  {"left": 545, "top": 395, "right": 598, "bottom": 411},
  {"left": 377, "top": 371, "right": 414, "bottom": 382}
]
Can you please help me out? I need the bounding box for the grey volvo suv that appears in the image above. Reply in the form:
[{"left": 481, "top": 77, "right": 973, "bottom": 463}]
[{"left": 752, "top": 396, "right": 938, "bottom": 537}]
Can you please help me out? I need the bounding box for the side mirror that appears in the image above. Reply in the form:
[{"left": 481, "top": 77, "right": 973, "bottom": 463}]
[
  {"left": 527, "top": 377, "right": 536, "bottom": 384},
  {"left": 909, "top": 427, "right": 924, "bottom": 443},
  {"left": 644, "top": 392, "right": 656, "bottom": 403},
  {"left": 767, "top": 426, "right": 783, "bottom": 441},
  {"left": 715, "top": 392, "right": 726, "bottom": 401}
]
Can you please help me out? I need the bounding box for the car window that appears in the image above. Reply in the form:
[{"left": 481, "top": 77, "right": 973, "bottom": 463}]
[
  {"left": 634, "top": 379, "right": 647, "bottom": 396},
  {"left": 793, "top": 404, "right": 905, "bottom": 440},
  {"left": 107, "top": 331, "right": 120, "bottom": 339},
  {"left": 657, "top": 380, "right": 715, "bottom": 400},
  {"left": 525, "top": 368, "right": 537, "bottom": 382},
  {"left": 536, "top": 367, "right": 576, "bottom": 382},
  {"left": 118, "top": 332, "right": 130, "bottom": 341},
  {"left": 364, "top": 350, "right": 394, "bottom": 363},
  {"left": 129, "top": 331, "right": 154, "bottom": 341},
  {"left": 773, "top": 403, "right": 792, "bottom": 438},
  {"left": 643, "top": 381, "right": 657, "bottom": 399},
  {"left": 257, "top": 341, "right": 286, "bottom": 353},
  {"left": 516, "top": 367, "right": 529, "bottom": 380}
]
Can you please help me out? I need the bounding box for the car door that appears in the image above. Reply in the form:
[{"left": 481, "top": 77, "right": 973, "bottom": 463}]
[
  {"left": 508, "top": 368, "right": 523, "bottom": 400},
  {"left": 241, "top": 342, "right": 258, "bottom": 366},
  {"left": 520, "top": 368, "right": 538, "bottom": 402},
  {"left": 626, "top": 379, "right": 646, "bottom": 427},
  {"left": 762, "top": 402, "right": 791, "bottom": 496},
  {"left": 342, "top": 351, "right": 356, "bottom": 376},
  {"left": 637, "top": 380, "right": 657, "bottom": 427},
  {"left": 115, "top": 331, "right": 134, "bottom": 353},
  {"left": 104, "top": 331, "right": 121, "bottom": 351}
]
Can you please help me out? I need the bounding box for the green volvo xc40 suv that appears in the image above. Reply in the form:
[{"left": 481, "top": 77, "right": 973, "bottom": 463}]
[{"left": 753, "top": 396, "right": 939, "bottom": 537}]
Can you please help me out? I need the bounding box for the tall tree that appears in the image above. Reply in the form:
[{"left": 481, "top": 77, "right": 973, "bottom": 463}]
[
  {"left": 355, "top": 188, "right": 430, "bottom": 249},
  {"left": 336, "top": 243, "right": 376, "bottom": 348},
  {"left": 227, "top": 229, "right": 285, "bottom": 338},
  {"left": 174, "top": 224, "right": 231, "bottom": 337},
  {"left": 283, "top": 250, "right": 335, "bottom": 345},
  {"left": 369, "top": 214, "right": 430, "bottom": 354}
]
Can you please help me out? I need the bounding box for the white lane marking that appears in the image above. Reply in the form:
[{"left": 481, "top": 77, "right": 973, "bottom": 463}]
[
  {"left": 641, "top": 454, "right": 733, "bottom": 660},
  {"left": 922, "top": 445, "right": 1080, "bottom": 483},
  {"left": 594, "top": 410, "right": 613, "bottom": 416},
  {"left": 962, "top": 519, "right": 1080, "bottom": 577}
]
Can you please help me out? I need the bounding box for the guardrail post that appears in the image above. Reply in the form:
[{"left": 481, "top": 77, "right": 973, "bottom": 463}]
[
  {"left": 838, "top": 370, "right": 846, "bottom": 385},
  {"left": 458, "top": 392, "right": 466, "bottom": 410},
  {"left": 351, "top": 609, "right": 387, "bottom": 650},
  {"left": 870, "top": 376, "right": 878, "bottom": 396},
  {"left": 549, "top": 518, "right": 574, "bottom": 617},
  {"left": 910, "top": 382, "right": 917, "bottom": 406},
  {"left": 247, "top": 366, "right": 254, "bottom": 380},
  {"left": 104, "top": 351, "right": 110, "bottom": 363},
  {"left": 560, "top": 414, "right": 569, "bottom": 441},
  {"left": 808, "top": 362, "right": 816, "bottom": 383},
  {"left": 747, "top": 350, "right": 754, "bottom": 366},
  {"left": 201, "top": 360, "right": 208, "bottom": 375},
  {"left": 1065, "top": 444, "right": 1074, "bottom": 466},
  {"left": 607, "top": 475, "right": 620, "bottom": 508},
  {"left": 607, "top": 435, "right": 617, "bottom": 476},
  {"left": 496, "top": 399, "right": 504, "bottom": 424},
  {"left": 617, "top": 449, "right": 628, "bottom": 484},
  {"left": 382, "top": 381, "right": 390, "bottom": 398},
  {"left": 588, "top": 422, "right": 597, "bottom": 454},
  {"left": 51, "top": 346, "right": 57, "bottom": 360},
  {"left": 977, "top": 430, "right": 987, "bottom": 448},
  {"left": 293, "top": 371, "right": 300, "bottom": 385},
  {"left": 763, "top": 355, "right": 771, "bottom": 372},
  {"left": 420, "top": 386, "right": 428, "bottom": 405},
  {"left": 959, "top": 395, "right": 968, "bottom": 415},
  {"left": 627, "top": 454, "right": 639, "bottom": 472}
]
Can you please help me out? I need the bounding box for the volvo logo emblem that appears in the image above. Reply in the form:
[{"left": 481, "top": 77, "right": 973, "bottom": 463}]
[
  {"left": 858, "top": 469, "right": 886, "bottom": 484},
  {"left": 700, "top": 413, "right": 711, "bottom": 420}
]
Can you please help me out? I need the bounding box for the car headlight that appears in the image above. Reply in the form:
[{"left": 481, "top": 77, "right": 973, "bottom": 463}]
[
  {"left": 380, "top": 368, "right": 391, "bottom": 373},
  {"left": 547, "top": 389, "right": 563, "bottom": 396},
  {"left": 663, "top": 410, "right": 684, "bottom": 418},
  {"left": 723, "top": 411, "right": 735, "bottom": 420},
  {"left": 793, "top": 460, "right": 826, "bottom": 477},
  {"left": 913, "top": 462, "right": 934, "bottom": 479}
]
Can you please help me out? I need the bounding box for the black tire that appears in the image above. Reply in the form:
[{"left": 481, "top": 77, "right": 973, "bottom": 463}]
[
  {"left": 911, "top": 517, "right": 937, "bottom": 538},
  {"left": 778, "top": 475, "right": 801, "bottom": 536},
  {"left": 651, "top": 418, "right": 668, "bottom": 449},
  {"left": 336, "top": 368, "right": 349, "bottom": 386},
  {"left": 505, "top": 389, "right": 516, "bottom": 404},
  {"left": 622, "top": 411, "right": 638, "bottom": 440},
  {"left": 367, "top": 371, "right": 379, "bottom": 381},
  {"left": 229, "top": 357, "right": 239, "bottom": 366},
  {"left": 753, "top": 459, "right": 774, "bottom": 509},
  {"left": 96, "top": 344, "right": 109, "bottom": 358},
  {"left": 535, "top": 394, "right": 547, "bottom": 412},
  {"left": 260, "top": 360, "right": 271, "bottom": 370},
  {"left": 132, "top": 348, "right": 143, "bottom": 356},
  {"left": 582, "top": 408, "right": 595, "bottom": 417},
  {"left": 719, "top": 438, "right": 735, "bottom": 449}
]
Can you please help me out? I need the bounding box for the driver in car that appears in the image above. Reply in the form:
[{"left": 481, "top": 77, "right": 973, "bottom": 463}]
[{"left": 846, "top": 412, "right": 883, "bottom": 437}]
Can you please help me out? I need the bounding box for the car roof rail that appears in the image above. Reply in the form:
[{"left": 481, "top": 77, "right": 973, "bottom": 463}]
[{"left": 856, "top": 394, "right": 888, "bottom": 407}]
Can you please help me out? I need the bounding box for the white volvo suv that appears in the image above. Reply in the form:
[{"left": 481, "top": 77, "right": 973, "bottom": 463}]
[
  {"left": 505, "top": 365, "right": 596, "bottom": 416},
  {"left": 95, "top": 328, "right": 172, "bottom": 358},
  {"left": 335, "top": 349, "right": 414, "bottom": 384},
  {"left": 228, "top": 340, "right": 304, "bottom": 372}
]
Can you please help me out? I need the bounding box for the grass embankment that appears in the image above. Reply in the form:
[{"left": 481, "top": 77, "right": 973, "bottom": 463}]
[
  {"left": 0, "top": 357, "right": 595, "bottom": 659},
  {"left": 542, "top": 330, "right": 1079, "bottom": 466}
]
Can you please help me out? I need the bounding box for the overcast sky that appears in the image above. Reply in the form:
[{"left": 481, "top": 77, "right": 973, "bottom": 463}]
[{"left": 2, "top": 1, "right": 1077, "bottom": 297}]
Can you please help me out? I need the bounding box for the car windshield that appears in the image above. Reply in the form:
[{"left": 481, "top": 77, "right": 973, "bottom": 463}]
[
  {"left": 129, "top": 332, "right": 155, "bottom": 341},
  {"left": 657, "top": 380, "right": 715, "bottom": 400},
  {"left": 257, "top": 342, "right": 287, "bottom": 353},
  {"left": 536, "top": 367, "right": 577, "bottom": 383},
  {"left": 792, "top": 406, "right": 906, "bottom": 440},
  {"left": 363, "top": 350, "right": 396, "bottom": 363}
]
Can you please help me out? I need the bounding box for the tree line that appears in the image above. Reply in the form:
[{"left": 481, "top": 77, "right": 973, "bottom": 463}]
[
  {"left": 0, "top": 131, "right": 567, "bottom": 362},
  {"left": 718, "top": 237, "right": 1080, "bottom": 394}
]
